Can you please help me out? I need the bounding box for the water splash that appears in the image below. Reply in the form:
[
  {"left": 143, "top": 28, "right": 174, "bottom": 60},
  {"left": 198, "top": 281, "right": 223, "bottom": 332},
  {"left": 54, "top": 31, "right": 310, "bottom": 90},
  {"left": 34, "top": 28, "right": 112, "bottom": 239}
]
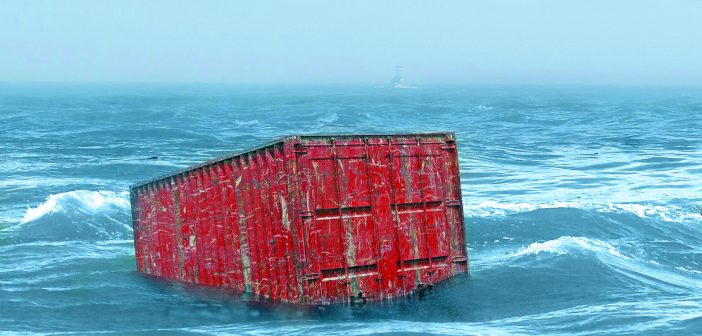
[{"left": 22, "top": 190, "right": 130, "bottom": 224}]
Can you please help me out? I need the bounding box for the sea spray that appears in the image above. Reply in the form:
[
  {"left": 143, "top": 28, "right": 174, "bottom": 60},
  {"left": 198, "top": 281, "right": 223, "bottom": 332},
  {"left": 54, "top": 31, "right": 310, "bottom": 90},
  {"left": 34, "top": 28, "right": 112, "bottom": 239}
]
[
  {"left": 11, "top": 190, "right": 132, "bottom": 241},
  {"left": 22, "top": 190, "right": 130, "bottom": 224}
]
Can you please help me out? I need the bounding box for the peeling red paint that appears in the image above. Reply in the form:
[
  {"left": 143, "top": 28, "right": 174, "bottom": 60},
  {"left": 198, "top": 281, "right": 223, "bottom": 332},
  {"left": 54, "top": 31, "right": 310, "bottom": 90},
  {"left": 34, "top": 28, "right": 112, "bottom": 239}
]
[{"left": 130, "top": 133, "right": 468, "bottom": 305}]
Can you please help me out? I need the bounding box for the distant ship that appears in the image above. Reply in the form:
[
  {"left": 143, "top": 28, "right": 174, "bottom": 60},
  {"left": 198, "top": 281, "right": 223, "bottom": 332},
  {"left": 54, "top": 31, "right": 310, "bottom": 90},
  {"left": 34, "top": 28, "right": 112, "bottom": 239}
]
[{"left": 390, "top": 66, "right": 417, "bottom": 89}]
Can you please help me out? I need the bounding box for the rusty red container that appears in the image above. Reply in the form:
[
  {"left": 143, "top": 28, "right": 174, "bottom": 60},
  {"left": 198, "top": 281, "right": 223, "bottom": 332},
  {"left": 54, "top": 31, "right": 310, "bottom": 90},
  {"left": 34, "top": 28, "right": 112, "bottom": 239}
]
[{"left": 130, "top": 133, "right": 468, "bottom": 305}]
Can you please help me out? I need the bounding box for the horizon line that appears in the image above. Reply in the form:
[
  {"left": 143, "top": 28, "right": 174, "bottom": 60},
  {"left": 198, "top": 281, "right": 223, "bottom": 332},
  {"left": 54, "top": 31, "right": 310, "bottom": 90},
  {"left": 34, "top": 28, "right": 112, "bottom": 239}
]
[{"left": 1, "top": 80, "right": 701, "bottom": 88}]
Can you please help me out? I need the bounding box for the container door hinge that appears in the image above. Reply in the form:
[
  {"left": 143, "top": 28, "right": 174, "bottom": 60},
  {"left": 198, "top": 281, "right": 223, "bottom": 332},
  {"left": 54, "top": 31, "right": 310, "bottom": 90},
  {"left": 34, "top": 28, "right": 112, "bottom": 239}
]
[
  {"left": 441, "top": 143, "right": 456, "bottom": 150},
  {"left": 303, "top": 273, "right": 320, "bottom": 281},
  {"left": 445, "top": 200, "right": 462, "bottom": 207},
  {"left": 452, "top": 256, "right": 468, "bottom": 263},
  {"left": 299, "top": 210, "right": 313, "bottom": 218},
  {"left": 294, "top": 146, "right": 308, "bottom": 155}
]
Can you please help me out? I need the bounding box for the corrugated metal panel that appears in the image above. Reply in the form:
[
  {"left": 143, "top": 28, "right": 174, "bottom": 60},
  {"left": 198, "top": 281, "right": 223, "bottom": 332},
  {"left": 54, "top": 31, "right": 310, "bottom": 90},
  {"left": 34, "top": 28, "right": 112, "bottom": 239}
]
[{"left": 131, "top": 133, "right": 468, "bottom": 304}]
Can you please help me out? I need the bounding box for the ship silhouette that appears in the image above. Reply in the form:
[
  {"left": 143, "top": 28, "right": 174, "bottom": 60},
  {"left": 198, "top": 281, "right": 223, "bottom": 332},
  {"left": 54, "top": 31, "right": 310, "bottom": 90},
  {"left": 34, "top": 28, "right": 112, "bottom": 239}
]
[{"left": 389, "top": 65, "right": 417, "bottom": 89}]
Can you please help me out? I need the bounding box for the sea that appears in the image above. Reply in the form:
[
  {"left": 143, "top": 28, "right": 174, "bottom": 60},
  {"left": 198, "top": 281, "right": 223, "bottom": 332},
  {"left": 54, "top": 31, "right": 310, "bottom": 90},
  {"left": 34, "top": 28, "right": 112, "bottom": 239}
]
[{"left": 1, "top": 84, "right": 701, "bottom": 335}]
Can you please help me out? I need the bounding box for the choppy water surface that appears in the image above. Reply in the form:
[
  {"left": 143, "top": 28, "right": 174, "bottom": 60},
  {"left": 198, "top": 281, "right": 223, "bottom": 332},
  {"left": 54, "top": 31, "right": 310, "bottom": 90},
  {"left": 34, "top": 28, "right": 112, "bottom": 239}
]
[{"left": 1, "top": 84, "right": 701, "bottom": 335}]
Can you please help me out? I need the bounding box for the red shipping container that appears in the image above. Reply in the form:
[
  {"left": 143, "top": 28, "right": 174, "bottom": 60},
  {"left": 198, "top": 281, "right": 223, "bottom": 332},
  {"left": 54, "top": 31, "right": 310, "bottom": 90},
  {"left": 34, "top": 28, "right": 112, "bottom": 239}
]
[{"left": 130, "top": 133, "right": 468, "bottom": 305}]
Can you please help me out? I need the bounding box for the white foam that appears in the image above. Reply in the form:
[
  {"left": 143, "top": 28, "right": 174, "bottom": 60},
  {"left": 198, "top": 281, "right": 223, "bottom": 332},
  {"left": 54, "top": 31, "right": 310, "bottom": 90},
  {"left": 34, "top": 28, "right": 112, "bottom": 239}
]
[
  {"left": 514, "top": 236, "right": 623, "bottom": 258},
  {"left": 21, "top": 190, "right": 130, "bottom": 224},
  {"left": 472, "top": 236, "right": 624, "bottom": 271},
  {"left": 604, "top": 203, "right": 702, "bottom": 222},
  {"left": 317, "top": 113, "right": 339, "bottom": 124},
  {"left": 234, "top": 120, "right": 260, "bottom": 127},
  {"left": 463, "top": 200, "right": 581, "bottom": 217}
]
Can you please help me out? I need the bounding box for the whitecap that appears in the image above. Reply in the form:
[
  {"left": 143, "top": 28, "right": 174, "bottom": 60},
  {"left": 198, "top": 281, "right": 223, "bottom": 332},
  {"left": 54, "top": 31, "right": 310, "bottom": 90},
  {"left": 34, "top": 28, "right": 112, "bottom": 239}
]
[
  {"left": 604, "top": 203, "right": 702, "bottom": 223},
  {"left": 317, "top": 113, "right": 339, "bottom": 124},
  {"left": 21, "top": 190, "right": 130, "bottom": 224},
  {"left": 463, "top": 200, "right": 581, "bottom": 217},
  {"left": 234, "top": 120, "right": 260, "bottom": 127},
  {"left": 514, "top": 236, "right": 623, "bottom": 258},
  {"left": 508, "top": 236, "right": 702, "bottom": 293}
]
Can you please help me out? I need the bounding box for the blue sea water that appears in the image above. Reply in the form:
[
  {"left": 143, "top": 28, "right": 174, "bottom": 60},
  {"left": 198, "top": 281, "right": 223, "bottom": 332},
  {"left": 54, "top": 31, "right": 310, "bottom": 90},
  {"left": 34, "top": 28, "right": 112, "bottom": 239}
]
[{"left": 1, "top": 84, "right": 701, "bottom": 335}]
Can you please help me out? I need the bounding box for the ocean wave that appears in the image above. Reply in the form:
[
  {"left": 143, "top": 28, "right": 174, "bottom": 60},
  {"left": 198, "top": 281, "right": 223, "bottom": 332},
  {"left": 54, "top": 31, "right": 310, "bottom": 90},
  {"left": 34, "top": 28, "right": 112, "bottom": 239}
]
[
  {"left": 514, "top": 236, "right": 623, "bottom": 258},
  {"left": 0, "top": 177, "right": 115, "bottom": 190},
  {"left": 463, "top": 200, "right": 579, "bottom": 217},
  {"left": 464, "top": 200, "right": 702, "bottom": 223},
  {"left": 22, "top": 190, "right": 130, "bottom": 224},
  {"left": 604, "top": 203, "right": 702, "bottom": 223},
  {"left": 235, "top": 120, "right": 261, "bottom": 127},
  {"left": 317, "top": 113, "right": 339, "bottom": 124},
  {"left": 186, "top": 320, "right": 525, "bottom": 336},
  {"left": 474, "top": 236, "right": 624, "bottom": 269},
  {"left": 0, "top": 240, "right": 133, "bottom": 276},
  {"left": 12, "top": 190, "right": 132, "bottom": 241},
  {"left": 493, "top": 236, "right": 702, "bottom": 294}
]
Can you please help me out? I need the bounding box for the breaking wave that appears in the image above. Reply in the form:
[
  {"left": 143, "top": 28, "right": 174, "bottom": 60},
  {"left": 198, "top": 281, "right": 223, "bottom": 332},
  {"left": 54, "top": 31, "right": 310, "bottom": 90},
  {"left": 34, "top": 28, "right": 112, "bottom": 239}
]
[
  {"left": 16, "top": 190, "right": 132, "bottom": 241},
  {"left": 514, "top": 236, "right": 623, "bottom": 258},
  {"left": 478, "top": 235, "right": 702, "bottom": 295},
  {"left": 476, "top": 236, "right": 624, "bottom": 269},
  {"left": 22, "top": 190, "right": 130, "bottom": 224}
]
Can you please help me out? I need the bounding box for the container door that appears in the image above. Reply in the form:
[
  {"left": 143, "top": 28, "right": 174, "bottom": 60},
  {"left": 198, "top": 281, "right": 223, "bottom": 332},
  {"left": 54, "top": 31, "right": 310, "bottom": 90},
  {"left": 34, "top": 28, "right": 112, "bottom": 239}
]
[
  {"left": 387, "top": 140, "right": 452, "bottom": 266},
  {"left": 294, "top": 135, "right": 458, "bottom": 302},
  {"left": 298, "top": 140, "right": 378, "bottom": 278}
]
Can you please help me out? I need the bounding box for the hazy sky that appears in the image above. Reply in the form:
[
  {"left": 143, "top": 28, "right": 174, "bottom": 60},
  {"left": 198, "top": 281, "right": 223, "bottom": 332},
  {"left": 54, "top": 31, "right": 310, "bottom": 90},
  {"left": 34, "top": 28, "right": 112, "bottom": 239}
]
[{"left": 1, "top": 0, "right": 701, "bottom": 85}]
